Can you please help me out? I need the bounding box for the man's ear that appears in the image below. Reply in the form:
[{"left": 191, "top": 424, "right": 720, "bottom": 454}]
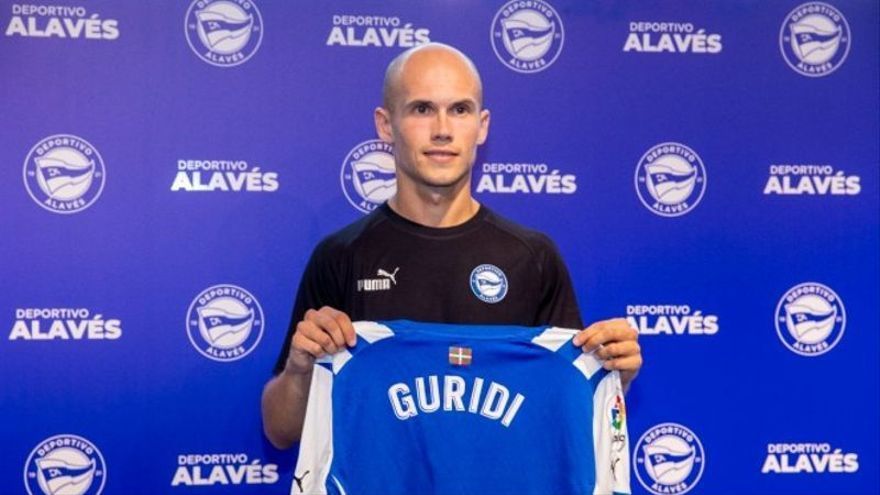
[
  {"left": 476, "top": 108, "right": 490, "bottom": 145},
  {"left": 375, "top": 107, "right": 394, "bottom": 144}
]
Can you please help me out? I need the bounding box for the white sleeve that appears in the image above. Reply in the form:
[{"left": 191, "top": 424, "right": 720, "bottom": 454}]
[
  {"left": 291, "top": 322, "right": 393, "bottom": 495},
  {"left": 592, "top": 370, "right": 631, "bottom": 495},
  {"left": 291, "top": 364, "right": 334, "bottom": 495}
]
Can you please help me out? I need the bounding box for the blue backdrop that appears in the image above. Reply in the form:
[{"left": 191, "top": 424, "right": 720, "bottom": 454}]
[{"left": 1, "top": 1, "right": 877, "bottom": 494}]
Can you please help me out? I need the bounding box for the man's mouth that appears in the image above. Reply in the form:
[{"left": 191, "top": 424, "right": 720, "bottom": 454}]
[{"left": 424, "top": 149, "right": 459, "bottom": 162}]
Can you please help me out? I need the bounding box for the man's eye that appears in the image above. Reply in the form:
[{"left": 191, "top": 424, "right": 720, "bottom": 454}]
[
  {"left": 453, "top": 105, "right": 469, "bottom": 114},
  {"left": 415, "top": 104, "right": 430, "bottom": 114}
]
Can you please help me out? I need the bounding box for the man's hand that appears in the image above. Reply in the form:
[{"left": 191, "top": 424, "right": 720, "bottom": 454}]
[
  {"left": 263, "top": 306, "right": 356, "bottom": 449},
  {"left": 572, "top": 318, "right": 642, "bottom": 391},
  {"left": 285, "top": 306, "right": 357, "bottom": 375}
]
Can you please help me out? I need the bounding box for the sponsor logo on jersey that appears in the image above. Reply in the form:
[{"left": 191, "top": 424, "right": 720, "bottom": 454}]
[
  {"left": 448, "top": 346, "right": 472, "bottom": 366},
  {"left": 623, "top": 21, "right": 722, "bottom": 54},
  {"left": 23, "top": 134, "right": 105, "bottom": 214},
  {"left": 607, "top": 393, "right": 628, "bottom": 451},
  {"left": 775, "top": 282, "right": 845, "bottom": 356},
  {"left": 186, "top": 284, "right": 264, "bottom": 362},
  {"left": 470, "top": 264, "right": 508, "bottom": 304},
  {"left": 326, "top": 14, "right": 430, "bottom": 47},
  {"left": 635, "top": 142, "right": 706, "bottom": 217},
  {"left": 490, "top": 0, "right": 564, "bottom": 74},
  {"left": 171, "top": 453, "right": 279, "bottom": 487},
  {"left": 475, "top": 162, "right": 577, "bottom": 195},
  {"left": 608, "top": 392, "right": 628, "bottom": 484},
  {"left": 171, "top": 159, "right": 279, "bottom": 192},
  {"left": 635, "top": 423, "right": 705, "bottom": 495},
  {"left": 341, "top": 139, "right": 396, "bottom": 214},
  {"left": 293, "top": 470, "right": 310, "bottom": 493},
  {"left": 5, "top": 3, "right": 119, "bottom": 40},
  {"left": 764, "top": 164, "right": 860, "bottom": 195},
  {"left": 9, "top": 308, "right": 122, "bottom": 341},
  {"left": 185, "top": 0, "right": 263, "bottom": 67},
  {"left": 779, "top": 2, "right": 850, "bottom": 77},
  {"left": 762, "top": 442, "right": 859, "bottom": 474},
  {"left": 24, "top": 434, "right": 106, "bottom": 495},
  {"left": 626, "top": 305, "right": 719, "bottom": 336},
  {"left": 357, "top": 267, "right": 399, "bottom": 292},
  {"left": 388, "top": 375, "right": 526, "bottom": 427}
]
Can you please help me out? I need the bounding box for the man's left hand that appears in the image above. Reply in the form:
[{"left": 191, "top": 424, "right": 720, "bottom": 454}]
[{"left": 572, "top": 318, "right": 642, "bottom": 391}]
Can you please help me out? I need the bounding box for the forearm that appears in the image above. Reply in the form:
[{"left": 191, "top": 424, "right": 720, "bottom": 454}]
[{"left": 261, "top": 369, "right": 312, "bottom": 449}]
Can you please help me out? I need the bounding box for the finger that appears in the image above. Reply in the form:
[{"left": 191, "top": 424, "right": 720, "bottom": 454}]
[
  {"left": 586, "top": 342, "right": 616, "bottom": 360},
  {"left": 308, "top": 308, "right": 346, "bottom": 350},
  {"left": 608, "top": 317, "right": 631, "bottom": 328},
  {"left": 592, "top": 342, "right": 616, "bottom": 360},
  {"left": 580, "top": 324, "right": 608, "bottom": 351},
  {"left": 297, "top": 319, "right": 338, "bottom": 355},
  {"left": 604, "top": 355, "right": 643, "bottom": 372},
  {"left": 293, "top": 331, "right": 325, "bottom": 358},
  {"left": 585, "top": 321, "right": 639, "bottom": 349},
  {"left": 572, "top": 324, "right": 600, "bottom": 348},
  {"left": 621, "top": 323, "right": 640, "bottom": 341},
  {"left": 329, "top": 308, "right": 356, "bottom": 347},
  {"left": 600, "top": 341, "right": 641, "bottom": 360},
  {"left": 600, "top": 321, "right": 637, "bottom": 341}
]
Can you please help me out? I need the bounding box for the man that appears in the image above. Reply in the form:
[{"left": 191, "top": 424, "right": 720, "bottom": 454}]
[{"left": 262, "top": 43, "right": 642, "bottom": 450}]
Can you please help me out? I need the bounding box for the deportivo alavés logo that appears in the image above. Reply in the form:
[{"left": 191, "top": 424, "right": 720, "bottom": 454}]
[
  {"left": 185, "top": 0, "right": 263, "bottom": 67},
  {"left": 5, "top": 3, "right": 119, "bottom": 40},
  {"left": 326, "top": 13, "right": 430, "bottom": 48},
  {"left": 634, "top": 423, "right": 705, "bottom": 495},
  {"left": 626, "top": 304, "right": 719, "bottom": 336},
  {"left": 171, "top": 159, "right": 279, "bottom": 192},
  {"left": 187, "top": 284, "right": 264, "bottom": 362},
  {"left": 763, "top": 163, "right": 860, "bottom": 195},
  {"left": 469, "top": 264, "right": 508, "bottom": 304},
  {"left": 635, "top": 142, "right": 706, "bottom": 217},
  {"left": 775, "top": 282, "right": 845, "bottom": 356},
  {"left": 23, "top": 134, "right": 105, "bottom": 214},
  {"left": 24, "top": 434, "right": 107, "bottom": 495},
  {"left": 623, "top": 21, "right": 722, "bottom": 54},
  {"left": 491, "top": 0, "right": 564, "bottom": 73},
  {"left": 171, "top": 453, "right": 279, "bottom": 487},
  {"left": 476, "top": 162, "right": 577, "bottom": 195},
  {"left": 779, "top": 2, "right": 850, "bottom": 77},
  {"left": 9, "top": 307, "right": 122, "bottom": 341},
  {"left": 340, "top": 139, "right": 396, "bottom": 214},
  {"left": 762, "top": 442, "right": 859, "bottom": 474}
]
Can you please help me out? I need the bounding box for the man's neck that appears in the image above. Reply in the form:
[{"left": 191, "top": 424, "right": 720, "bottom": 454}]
[{"left": 388, "top": 183, "right": 480, "bottom": 228}]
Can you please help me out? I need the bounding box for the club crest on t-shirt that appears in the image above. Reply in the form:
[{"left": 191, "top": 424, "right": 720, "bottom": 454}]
[{"left": 469, "top": 264, "right": 508, "bottom": 303}]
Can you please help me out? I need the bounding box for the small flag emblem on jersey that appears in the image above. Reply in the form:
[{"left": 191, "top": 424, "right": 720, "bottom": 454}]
[{"left": 448, "top": 346, "right": 472, "bottom": 366}]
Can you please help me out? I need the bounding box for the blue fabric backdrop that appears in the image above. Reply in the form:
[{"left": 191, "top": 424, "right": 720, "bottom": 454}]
[{"left": 1, "top": 1, "right": 877, "bottom": 494}]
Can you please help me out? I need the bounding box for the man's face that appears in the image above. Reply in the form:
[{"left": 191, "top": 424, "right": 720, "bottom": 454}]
[{"left": 376, "top": 50, "right": 490, "bottom": 192}]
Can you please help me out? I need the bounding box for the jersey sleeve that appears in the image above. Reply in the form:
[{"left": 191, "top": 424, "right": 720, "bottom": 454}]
[
  {"left": 535, "top": 235, "right": 584, "bottom": 329},
  {"left": 291, "top": 363, "right": 334, "bottom": 495},
  {"left": 273, "top": 239, "right": 346, "bottom": 374},
  {"left": 292, "top": 322, "right": 395, "bottom": 495},
  {"left": 592, "top": 371, "right": 631, "bottom": 495}
]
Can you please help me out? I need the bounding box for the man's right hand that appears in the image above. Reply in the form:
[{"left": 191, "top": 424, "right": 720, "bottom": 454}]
[
  {"left": 285, "top": 306, "right": 357, "bottom": 375},
  {"left": 263, "top": 306, "right": 357, "bottom": 449}
]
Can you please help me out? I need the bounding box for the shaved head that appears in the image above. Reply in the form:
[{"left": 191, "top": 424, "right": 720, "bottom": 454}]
[
  {"left": 373, "top": 41, "right": 491, "bottom": 204},
  {"left": 382, "top": 42, "right": 484, "bottom": 112}
]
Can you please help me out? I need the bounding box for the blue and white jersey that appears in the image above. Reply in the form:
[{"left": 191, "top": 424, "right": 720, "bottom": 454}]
[{"left": 293, "top": 320, "right": 631, "bottom": 495}]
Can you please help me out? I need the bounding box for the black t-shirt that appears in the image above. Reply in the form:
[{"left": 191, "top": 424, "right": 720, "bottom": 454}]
[{"left": 273, "top": 203, "right": 583, "bottom": 373}]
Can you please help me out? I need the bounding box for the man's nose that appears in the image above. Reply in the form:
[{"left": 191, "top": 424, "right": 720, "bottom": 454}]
[{"left": 431, "top": 111, "right": 452, "bottom": 143}]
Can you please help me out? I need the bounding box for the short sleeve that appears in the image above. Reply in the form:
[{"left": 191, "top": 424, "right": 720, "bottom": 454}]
[
  {"left": 271, "top": 240, "right": 345, "bottom": 374},
  {"left": 535, "top": 236, "right": 583, "bottom": 329}
]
